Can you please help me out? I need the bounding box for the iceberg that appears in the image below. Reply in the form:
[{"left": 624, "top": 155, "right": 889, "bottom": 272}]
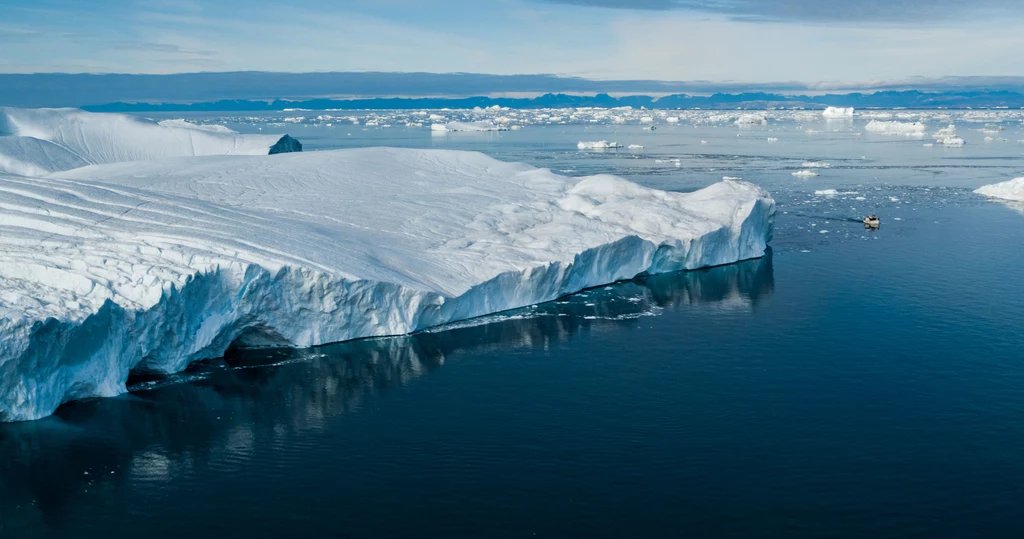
[
  {"left": 735, "top": 114, "right": 768, "bottom": 126},
  {"left": 975, "top": 177, "right": 1024, "bottom": 202},
  {"left": 0, "top": 107, "right": 298, "bottom": 176},
  {"left": 577, "top": 140, "right": 623, "bottom": 149},
  {"left": 431, "top": 121, "right": 505, "bottom": 132},
  {"left": 792, "top": 170, "right": 818, "bottom": 177},
  {"left": 864, "top": 120, "right": 926, "bottom": 137},
  {"left": 822, "top": 107, "right": 854, "bottom": 119},
  {"left": 0, "top": 146, "right": 774, "bottom": 421}
]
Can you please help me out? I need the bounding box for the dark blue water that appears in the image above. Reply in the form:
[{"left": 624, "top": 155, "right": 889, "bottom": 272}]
[{"left": 3, "top": 115, "right": 1024, "bottom": 538}]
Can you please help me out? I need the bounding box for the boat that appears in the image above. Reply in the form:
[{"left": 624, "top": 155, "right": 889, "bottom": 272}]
[{"left": 863, "top": 215, "right": 880, "bottom": 228}]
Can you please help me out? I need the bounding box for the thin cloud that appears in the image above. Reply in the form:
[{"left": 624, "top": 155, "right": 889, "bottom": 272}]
[
  {"left": 111, "top": 41, "right": 217, "bottom": 56},
  {"left": 535, "top": 0, "right": 1022, "bottom": 23}
]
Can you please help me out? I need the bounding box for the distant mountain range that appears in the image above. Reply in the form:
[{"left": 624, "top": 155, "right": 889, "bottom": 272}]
[
  {"left": 1, "top": 71, "right": 1023, "bottom": 110},
  {"left": 83, "top": 91, "right": 1024, "bottom": 112}
]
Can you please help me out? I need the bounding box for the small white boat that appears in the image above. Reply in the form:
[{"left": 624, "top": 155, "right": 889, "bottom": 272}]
[{"left": 863, "top": 215, "right": 880, "bottom": 228}]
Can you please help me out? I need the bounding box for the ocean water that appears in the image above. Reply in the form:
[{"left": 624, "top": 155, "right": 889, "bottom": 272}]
[{"left": 2, "top": 113, "right": 1024, "bottom": 538}]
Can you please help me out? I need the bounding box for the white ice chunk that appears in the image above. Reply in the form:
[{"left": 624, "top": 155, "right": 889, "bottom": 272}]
[
  {"left": 975, "top": 177, "right": 1024, "bottom": 202},
  {"left": 735, "top": 114, "right": 768, "bottom": 126},
  {"left": 865, "top": 120, "right": 926, "bottom": 137},
  {"left": 578, "top": 140, "right": 623, "bottom": 149},
  {"left": 822, "top": 107, "right": 854, "bottom": 119}
]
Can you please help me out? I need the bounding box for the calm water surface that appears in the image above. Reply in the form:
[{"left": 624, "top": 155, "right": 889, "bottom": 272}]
[{"left": 2, "top": 115, "right": 1023, "bottom": 538}]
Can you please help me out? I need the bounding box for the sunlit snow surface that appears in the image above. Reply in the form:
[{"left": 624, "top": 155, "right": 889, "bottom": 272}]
[
  {"left": 0, "top": 112, "right": 774, "bottom": 421},
  {"left": 5, "top": 104, "right": 1024, "bottom": 422},
  {"left": 0, "top": 107, "right": 291, "bottom": 176}
]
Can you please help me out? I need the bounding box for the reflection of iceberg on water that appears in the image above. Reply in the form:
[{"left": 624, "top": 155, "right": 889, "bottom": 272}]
[
  {"left": 975, "top": 177, "right": 1024, "bottom": 214},
  {"left": 0, "top": 253, "right": 773, "bottom": 516}
]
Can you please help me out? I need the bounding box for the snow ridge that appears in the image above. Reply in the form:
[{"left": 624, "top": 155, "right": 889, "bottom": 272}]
[{"left": 0, "top": 107, "right": 295, "bottom": 176}]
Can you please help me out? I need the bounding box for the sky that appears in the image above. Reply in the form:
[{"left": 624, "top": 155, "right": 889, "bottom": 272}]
[{"left": 2, "top": 0, "right": 1024, "bottom": 83}]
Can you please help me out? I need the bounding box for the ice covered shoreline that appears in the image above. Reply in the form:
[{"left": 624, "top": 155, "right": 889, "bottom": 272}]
[{"left": 0, "top": 140, "right": 775, "bottom": 421}]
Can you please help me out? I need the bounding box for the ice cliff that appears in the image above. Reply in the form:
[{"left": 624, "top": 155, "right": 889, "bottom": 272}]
[
  {"left": 0, "top": 108, "right": 775, "bottom": 421},
  {"left": 975, "top": 177, "right": 1024, "bottom": 202},
  {"left": 0, "top": 107, "right": 298, "bottom": 176}
]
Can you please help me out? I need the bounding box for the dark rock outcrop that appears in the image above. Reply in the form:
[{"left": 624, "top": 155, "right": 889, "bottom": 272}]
[{"left": 269, "top": 135, "right": 302, "bottom": 155}]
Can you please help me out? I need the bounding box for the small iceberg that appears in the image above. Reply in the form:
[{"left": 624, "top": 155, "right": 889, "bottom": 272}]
[
  {"left": 822, "top": 107, "right": 854, "bottom": 119},
  {"left": 865, "top": 120, "right": 926, "bottom": 137},
  {"left": 975, "top": 177, "right": 1024, "bottom": 202},
  {"left": 735, "top": 114, "right": 768, "bottom": 126},
  {"left": 792, "top": 170, "right": 818, "bottom": 178},
  {"left": 431, "top": 121, "right": 505, "bottom": 133},
  {"left": 578, "top": 140, "right": 623, "bottom": 150}
]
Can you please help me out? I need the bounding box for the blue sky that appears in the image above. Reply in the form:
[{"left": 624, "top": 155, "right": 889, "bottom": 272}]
[{"left": 2, "top": 0, "right": 1023, "bottom": 82}]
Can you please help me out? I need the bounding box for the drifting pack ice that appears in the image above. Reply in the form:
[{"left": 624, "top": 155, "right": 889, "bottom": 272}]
[
  {"left": 0, "top": 107, "right": 300, "bottom": 176},
  {"left": 0, "top": 108, "right": 775, "bottom": 422}
]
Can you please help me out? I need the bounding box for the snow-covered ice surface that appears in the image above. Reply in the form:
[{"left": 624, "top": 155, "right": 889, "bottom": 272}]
[
  {"left": 865, "top": 120, "right": 926, "bottom": 137},
  {"left": 0, "top": 146, "right": 774, "bottom": 421},
  {"left": 822, "top": 107, "right": 854, "bottom": 119},
  {"left": 0, "top": 107, "right": 294, "bottom": 176},
  {"left": 976, "top": 177, "right": 1024, "bottom": 202},
  {"left": 578, "top": 141, "right": 624, "bottom": 149}
]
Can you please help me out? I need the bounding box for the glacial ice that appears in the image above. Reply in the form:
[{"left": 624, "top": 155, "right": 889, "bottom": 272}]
[
  {"left": 865, "top": 120, "right": 926, "bottom": 137},
  {"left": 431, "top": 121, "right": 505, "bottom": 132},
  {"left": 735, "top": 114, "right": 768, "bottom": 126},
  {"left": 822, "top": 107, "right": 854, "bottom": 119},
  {"left": 578, "top": 141, "right": 623, "bottom": 149},
  {"left": 0, "top": 107, "right": 296, "bottom": 176},
  {"left": 975, "top": 177, "right": 1024, "bottom": 202},
  {"left": 0, "top": 146, "right": 774, "bottom": 421}
]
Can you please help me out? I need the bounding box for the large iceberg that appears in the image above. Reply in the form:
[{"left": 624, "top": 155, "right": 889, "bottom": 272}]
[
  {"left": 0, "top": 145, "right": 774, "bottom": 421},
  {"left": 0, "top": 107, "right": 298, "bottom": 176},
  {"left": 975, "top": 177, "right": 1024, "bottom": 202}
]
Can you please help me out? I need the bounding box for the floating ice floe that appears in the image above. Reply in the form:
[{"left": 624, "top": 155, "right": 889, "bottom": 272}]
[
  {"left": 933, "top": 124, "right": 957, "bottom": 139},
  {"left": 801, "top": 161, "right": 832, "bottom": 168},
  {"left": 942, "top": 136, "right": 965, "bottom": 147},
  {"left": 627, "top": 144, "right": 644, "bottom": 149},
  {"left": 735, "top": 114, "right": 768, "bottom": 126},
  {"left": 864, "top": 120, "right": 926, "bottom": 137},
  {"left": 431, "top": 121, "right": 505, "bottom": 132},
  {"left": 975, "top": 177, "right": 1024, "bottom": 202},
  {"left": 0, "top": 107, "right": 297, "bottom": 176},
  {"left": 0, "top": 134, "right": 775, "bottom": 421},
  {"left": 822, "top": 107, "right": 854, "bottom": 119},
  {"left": 578, "top": 140, "right": 623, "bottom": 149},
  {"left": 792, "top": 170, "right": 818, "bottom": 177}
]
